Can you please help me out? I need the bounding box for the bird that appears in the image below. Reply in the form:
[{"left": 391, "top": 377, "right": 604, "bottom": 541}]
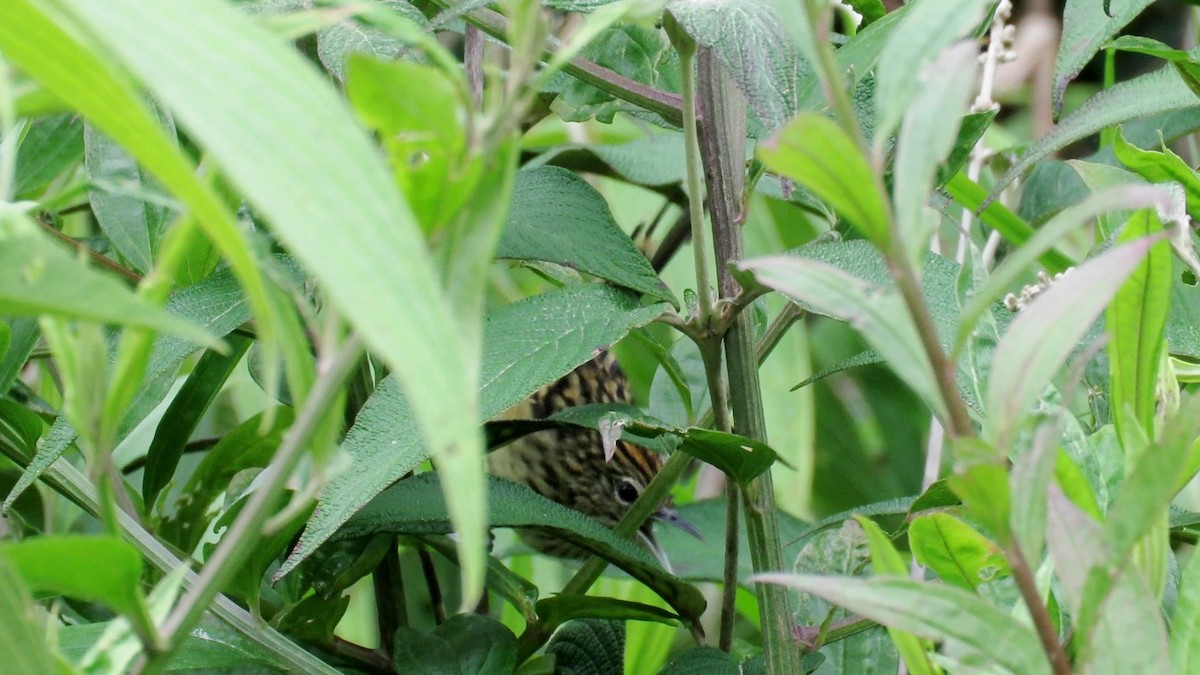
[{"left": 488, "top": 349, "right": 699, "bottom": 561}]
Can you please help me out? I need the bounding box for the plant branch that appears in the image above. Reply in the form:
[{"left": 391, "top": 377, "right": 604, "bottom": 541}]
[
  {"left": 142, "top": 334, "right": 365, "bottom": 673},
  {"left": 430, "top": 0, "right": 684, "bottom": 127},
  {"left": 1008, "top": 544, "right": 1071, "bottom": 675}
]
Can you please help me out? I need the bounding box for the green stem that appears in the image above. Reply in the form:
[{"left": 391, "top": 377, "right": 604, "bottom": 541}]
[
  {"left": 142, "top": 334, "right": 364, "bottom": 674},
  {"left": 694, "top": 47, "right": 800, "bottom": 673}
]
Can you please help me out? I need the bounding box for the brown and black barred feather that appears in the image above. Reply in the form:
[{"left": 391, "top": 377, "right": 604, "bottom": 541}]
[{"left": 489, "top": 350, "right": 672, "bottom": 558}]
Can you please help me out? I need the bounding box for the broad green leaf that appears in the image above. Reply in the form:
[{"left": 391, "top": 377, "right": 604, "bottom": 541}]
[
  {"left": 0, "top": 558, "right": 63, "bottom": 675},
  {"left": 1074, "top": 562, "right": 1170, "bottom": 675},
  {"left": 422, "top": 613, "right": 517, "bottom": 675},
  {"left": 334, "top": 473, "right": 707, "bottom": 622},
  {"left": 856, "top": 516, "right": 938, "bottom": 675},
  {"left": 391, "top": 627, "right": 458, "bottom": 675},
  {"left": 78, "top": 566, "right": 187, "bottom": 673},
  {"left": 666, "top": 0, "right": 798, "bottom": 131},
  {"left": 1107, "top": 209, "right": 1171, "bottom": 449},
  {"left": 13, "top": 112, "right": 83, "bottom": 201},
  {"left": 873, "top": 0, "right": 994, "bottom": 142},
  {"left": 0, "top": 215, "right": 215, "bottom": 348},
  {"left": 985, "top": 236, "right": 1156, "bottom": 448},
  {"left": 994, "top": 66, "right": 1200, "bottom": 198},
  {"left": 947, "top": 459, "right": 1011, "bottom": 546},
  {"left": 0, "top": 536, "right": 143, "bottom": 618},
  {"left": 57, "top": 0, "right": 485, "bottom": 601},
  {"left": 1171, "top": 542, "right": 1200, "bottom": 673},
  {"left": 676, "top": 427, "right": 780, "bottom": 485},
  {"left": 316, "top": 4, "right": 427, "bottom": 80},
  {"left": 1053, "top": 0, "right": 1157, "bottom": 117},
  {"left": 279, "top": 284, "right": 668, "bottom": 579},
  {"left": 498, "top": 166, "right": 675, "bottom": 305},
  {"left": 1009, "top": 426, "right": 1059, "bottom": 561},
  {"left": 85, "top": 117, "right": 174, "bottom": 275},
  {"left": 659, "top": 647, "right": 740, "bottom": 675},
  {"left": 545, "top": 618, "right": 623, "bottom": 675},
  {"left": 1111, "top": 126, "right": 1200, "bottom": 219},
  {"left": 0, "top": 319, "right": 39, "bottom": 395},
  {"left": 908, "top": 513, "right": 1009, "bottom": 591},
  {"left": 738, "top": 255, "right": 946, "bottom": 420},
  {"left": 893, "top": 41, "right": 978, "bottom": 258},
  {"left": 759, "top": 113, "right": 890, "bottom": 246},
  {"left": 753, "top": 574, "right": 1051, "bottom": 675},
  {"left": 142, "top": 334, "right": 252, "bottom": 507},
  {"left": 1046, "top": 485, "right": 1106, "bottom": 617}
]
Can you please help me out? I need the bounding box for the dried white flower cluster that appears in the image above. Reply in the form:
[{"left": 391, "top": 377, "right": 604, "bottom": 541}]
[{"left": 1003, "top": 268, "right": 1073, "bottom": 312}]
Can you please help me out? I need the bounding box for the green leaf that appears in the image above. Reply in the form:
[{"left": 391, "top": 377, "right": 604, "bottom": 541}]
[
  {"left": 279, "top": 284, "right": 667, "bottom": 580},
  {"left": 1046, "top": 485, "right": 1107, "bottom": 617},
  {"left": 873, "top": 0, "right": 994, "bottom": 142},
  {"left": 994, "top": 66, "right": 1200, "bottom": 198},
  {"left": 85, "top": 117, "right": 173, "bottom": 275},
  {"left": 498, "top": 166, "right": 675, "bottom": 305},
  {"left": 659, "top": 646, "right": 740, "bottom": 675},
  {"left": 1053, "top": 0, "right": 1157, "bottom": 117},
  {"left": 53, "top": 0, "right": 485, "bottom": 600},
  {"left": 545, "top": 618, "right": 623, "bottom": 675},
  {"left": 794, "top": 6, "right": 908, "bottom": 113},
  {"left": 1111, "top": 126, "right": 1200, "bottom": 219},
  {"left": 59, "top": 616, "right": 283, "bottom": 671},
  {"left": 0, "top": 558, "right": 63, "bottom": 675},
  {"left": 417, "top": 535, "right": 540, "bottom": 624},
  {"left": 738, "top": 254, "right": 946, "bottom": 420},
  {"left": 753, "top": 575, "right": 1051, "bottom": 675},
  {"left": 855, "top": 516, "right": 938, "bottom": 675},
  {"left": 1171, "top": 539, "right": 1200, "bottom": 672},
  {"left": 947, "top": 459, "right": 1012, "bottom": 546},
  {"left": 391, "top": 627, "right": 459, "bottom": 675},
  {"left": 345, "top": 55, "right": 476, "bottom": 234},
  {"left": 0, "top": 215, "right": 216, "bottom": 348},
  {"left": 536, "top": 595, "right": 680, "bottom": 629},
  {"left": 316, "top": 5, "right": 427, "bottom": 80},
  {"left": 335, "top": 473, "right": 707, "bottom": 623},
  {"left": 665, "top": 0, "right": 798, "bottom": 131},
  {"left": 1107, "top": 209, "right": 1171, "bottom": 448},
  {"left": 985, "top": 235, "right": 1156, "bottom": 448},
  {"left": 908, "top": 513, "right": 1009, "bottom": 591},
  {"left": 14, "top": 113, "right": 83, "bottom": 201},
  {"left": 0, "top": 319, "right": 39, "bottom": 396},
  {"left": 0, "top": 535, "right": 143, "bottom": 618},
  {"left": 759, "top": 113, "right": 891, "bottom": 246},
  {"left": 943, "top": 173, "right": 1072, "bottom": 273},
  {"left": 428, "top": 614, "right": 518, "bottom": 675},
  {"left": 893, "top": 41, "right": 979, "bottom": 257},
  {"left": 676, "top": 427, "right": 780, "bottom": 485},
  {"left": 142, "top": 334, "right": 252, "bottom": 507}
]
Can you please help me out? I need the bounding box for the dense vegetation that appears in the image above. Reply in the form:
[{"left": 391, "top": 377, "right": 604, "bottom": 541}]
[{"left": 4, "top": 0, "right": 1200, "bottom": 673}]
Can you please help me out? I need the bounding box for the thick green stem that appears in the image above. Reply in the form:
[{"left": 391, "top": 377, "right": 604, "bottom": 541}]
[{"left": 695, "top": 49, "right": 800, "bottom": 673}]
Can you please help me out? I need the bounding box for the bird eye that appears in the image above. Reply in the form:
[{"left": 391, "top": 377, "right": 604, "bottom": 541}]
[{"left": 615, "top": 478, "right": 640, "bottom": 504}]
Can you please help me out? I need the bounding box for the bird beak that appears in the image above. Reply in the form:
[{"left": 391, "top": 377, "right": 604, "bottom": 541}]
[{"left": 653, "top": 504, "right": 703, "bottom": 541}]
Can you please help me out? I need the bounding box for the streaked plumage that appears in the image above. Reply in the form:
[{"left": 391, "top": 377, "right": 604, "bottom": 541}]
[{"left": 489, "top": 350, "right": 684, "bottom": 558}]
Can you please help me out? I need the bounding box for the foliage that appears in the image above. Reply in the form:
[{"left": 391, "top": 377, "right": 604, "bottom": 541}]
[{"left": 4, "top": 0, "right": 1200, "bottom": 673}]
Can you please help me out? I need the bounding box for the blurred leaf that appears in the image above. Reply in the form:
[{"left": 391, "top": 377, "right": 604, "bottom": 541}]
[
  {"left": 545, "top": 618, "right": 623, "bottom": 675},
  {"left": 0, "top": 216, "right": 216, "bottom": 348},
  {"left": 0, "top": 558, "right": 64, "bottom": 675},
  {"left": 334, "top": 473, "right": 707, "bottom": 623},
  {"left": 316, "top": 4, "right": 427, "bottom": 80},
  {"left": 908, "top": 513, "right": 1009, "bottom": 591},
  {"left": 666, "top": 0, "right": 798, "bottom": 131},
  {"left": 0, "top": 319, "right": 38, "bottom": 395},
  {"left": 892, "top": 41, "right": 978, "bottom": 255},
  {"left": 0, "top": 536, "right": 143, "bottom": 617},
  {"left": 1171, "top": 540, "right": 1200, "bottom": 672},
  {"left": 51, "top": 0, "right": 486, "bottom": 599},
  {"left": 873, "top": 0, "right": 993, "bottom": 141},
  {"left": 947, "top": 459, "right": 1011, "bottom": 546},
  {"left": 499, "top": 166, "right": 675, "bottom": 305},
  {"left": 346, "top": 55, "right": 477, "bottom": 233},
  {"left": 1053, "top": 0, "right": 1157, "bottom": 117},
  {"left": 794, "top": 6, "right": 908, "bottom": 112},
  {"left": 753, "top": 574, "right": 1051, "bottom": 675},
  {"left": 280, "top": 284, "right": 667, "bottom": 580},
  {"left": 14, "top": 113, "right": 83, "bottom": 200},
  {"left": 944, "top": 174, "right": 1071, "bottom": 273},
  {"left": 986, "top": 235, "right": 1156, "bottom": 448},
  {"left": 759, "top": 113, "right": 890, "bottom": 246},
  {"left": 659, "top": 646, "right": 740, "bottom": 675},
  {"left": 418, "top": 535, "right": 540, "bottom": 624}
]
